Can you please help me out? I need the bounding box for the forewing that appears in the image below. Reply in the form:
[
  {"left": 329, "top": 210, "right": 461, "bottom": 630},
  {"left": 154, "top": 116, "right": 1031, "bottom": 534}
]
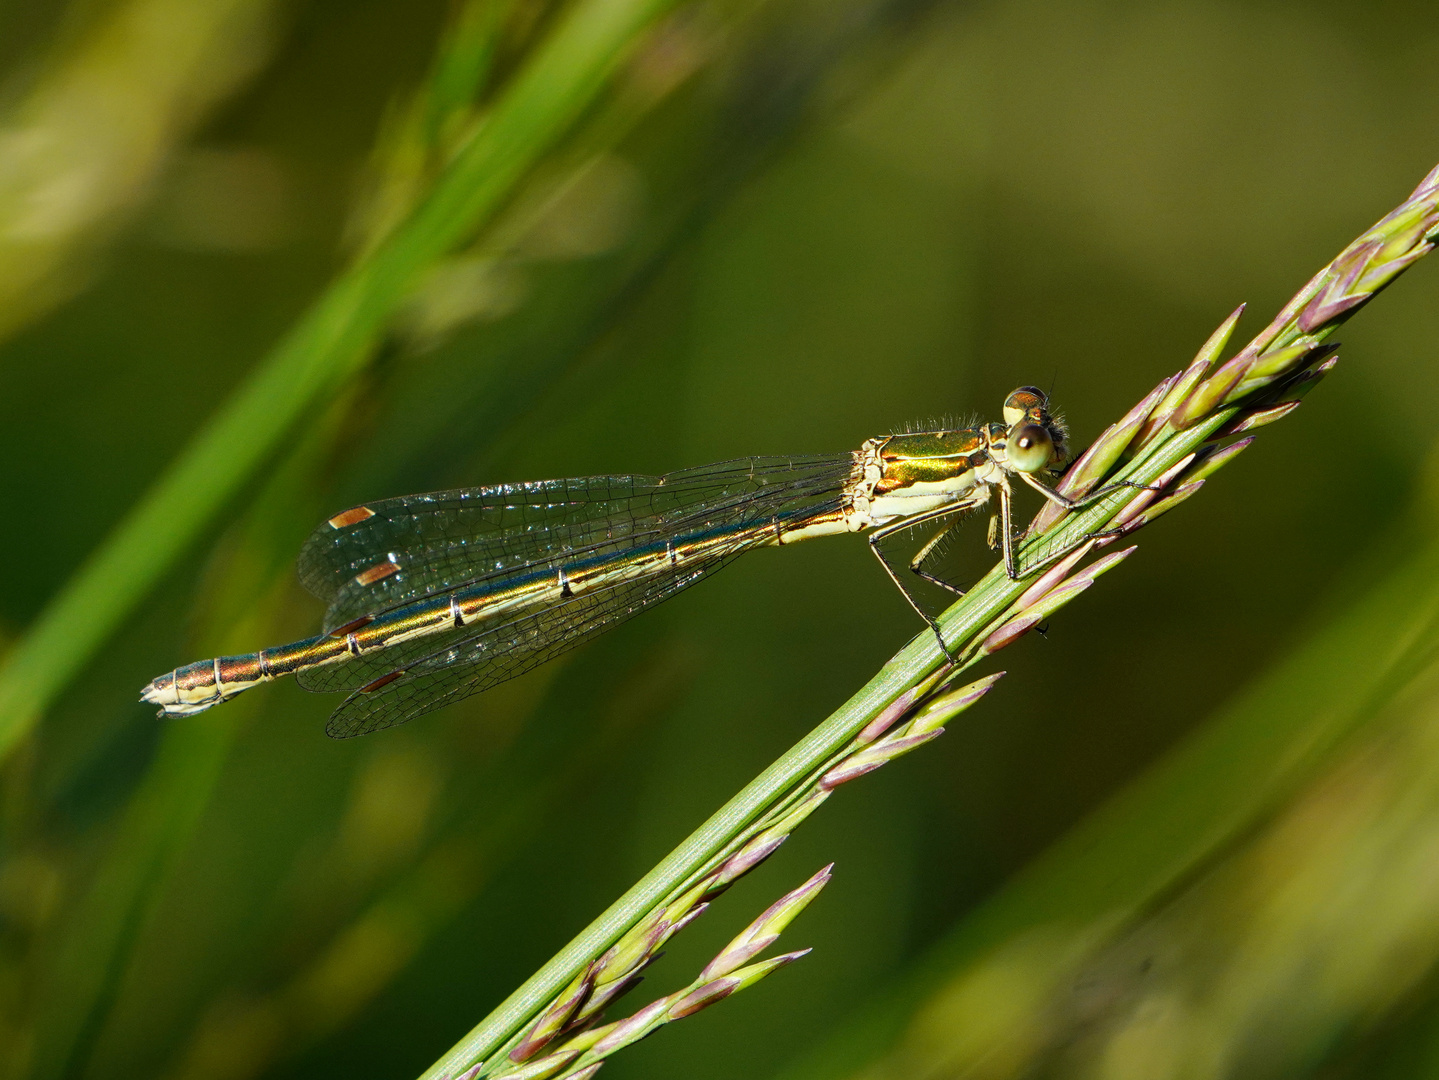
[
  {"left": 323, "top": 549, "right": 746, "bottom": 738},
  {"left": 299, "top": 456, "right": 853, "bottom": 634}
]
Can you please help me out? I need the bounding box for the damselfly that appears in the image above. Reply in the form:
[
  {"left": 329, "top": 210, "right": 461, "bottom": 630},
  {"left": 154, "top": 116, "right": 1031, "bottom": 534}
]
[{"left": 142, "top": 387, "right": 1137, "bottom": 738}]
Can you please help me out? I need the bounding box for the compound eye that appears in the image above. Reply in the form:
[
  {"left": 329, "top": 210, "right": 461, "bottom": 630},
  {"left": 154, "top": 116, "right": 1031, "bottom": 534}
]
[
  {"left": 1002, "top": 386, "right": 1048, "bottom": 426},
  {"left": 1008, "top": 423, "right": 1053, "bottom": 473}
]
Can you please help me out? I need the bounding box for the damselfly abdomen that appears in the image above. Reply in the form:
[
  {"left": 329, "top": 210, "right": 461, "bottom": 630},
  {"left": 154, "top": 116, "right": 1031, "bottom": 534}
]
[{"left": 143, "top": 387, "right": 1116, "bottom": 738}]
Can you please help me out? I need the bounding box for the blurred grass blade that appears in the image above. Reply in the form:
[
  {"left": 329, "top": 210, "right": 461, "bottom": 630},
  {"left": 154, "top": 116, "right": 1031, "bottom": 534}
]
[
  {"left": 0, "top": 0, "right": 679, "bottom": 763},
  {"left": 23, "top": 409, "right": 337, "bottom": 1080},
  {"left": 0, "top": 0, "right": 283, "bottom": 344},
  {"left": 28, "top": 716, "right": 243, "bottom": 1080}
]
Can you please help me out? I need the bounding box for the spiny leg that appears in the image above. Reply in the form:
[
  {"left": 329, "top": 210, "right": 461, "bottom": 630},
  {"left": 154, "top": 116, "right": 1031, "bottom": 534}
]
[
  {"left": 1011, "top": 521, "right": 1125, "bottom": 581},
  {"left": 868, "top": 503, "right": 976, "bottom": 661},
  {"left": 869, "top": 537, "right": 956, "bottom": 662},
  {"left": 986, "top": 512, "right": 1001, "bottom": 553},
  {"left": 1000, "top": 470, "right": 1169, "bottom": 577},
  {"left": 909, "top": 521, "right": 968, "bottom": 596},
  {"left": 1018, "top": 470, "right": 1164, "bottom": 513},
  {"left": 998, "top": 478, "right": 1019, "bottom": 579},
  {"left": 1009, "top": 471, "right": 1159, "bottom": 579},
  {"left": 998, "top": 475, "right": 1114, "bottom": 582}
]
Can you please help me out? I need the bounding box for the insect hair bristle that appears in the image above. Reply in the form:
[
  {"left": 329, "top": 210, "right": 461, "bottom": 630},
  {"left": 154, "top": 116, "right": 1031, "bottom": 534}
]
[{"left": 893, "top": 412, "right": 972, "bottom": 436}]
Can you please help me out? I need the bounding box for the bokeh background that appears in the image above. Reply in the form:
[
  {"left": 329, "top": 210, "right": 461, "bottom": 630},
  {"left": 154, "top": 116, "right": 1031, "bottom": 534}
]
[{"left": 1, "top": 1, "right": 1438, "bottom": 1079}]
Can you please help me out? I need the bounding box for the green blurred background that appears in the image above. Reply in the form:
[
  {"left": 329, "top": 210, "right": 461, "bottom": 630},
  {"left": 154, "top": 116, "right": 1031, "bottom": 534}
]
[{"left": 1, "top": 1, "right": 1438, "bottom": 1078}]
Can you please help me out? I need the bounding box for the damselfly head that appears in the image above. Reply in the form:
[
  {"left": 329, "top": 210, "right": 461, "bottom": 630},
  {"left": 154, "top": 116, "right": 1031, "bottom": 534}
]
[{"left": 1001, "top": 386, "right": 1068, "bottom": 474}]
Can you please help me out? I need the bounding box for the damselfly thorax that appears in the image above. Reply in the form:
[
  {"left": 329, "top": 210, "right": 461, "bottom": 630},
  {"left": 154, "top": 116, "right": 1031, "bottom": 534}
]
[{"left": 142, "top": 386, "right": 1126, "bottom": 738}]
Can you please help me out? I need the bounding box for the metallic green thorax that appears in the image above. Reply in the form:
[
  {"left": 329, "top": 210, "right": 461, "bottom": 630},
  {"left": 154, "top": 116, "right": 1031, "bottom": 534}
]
[{"left": 874, "top": 429, "right": 987, "bottom": 493}]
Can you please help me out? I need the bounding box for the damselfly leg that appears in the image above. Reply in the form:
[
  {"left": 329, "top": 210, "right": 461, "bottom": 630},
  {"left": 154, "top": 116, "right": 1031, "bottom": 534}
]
[
  {"left": 866, "top": 463, "right": 1161, "bottom": 660},
  {"left": 867, "top": 490, "right": 996, "bottom": 660},
  {"left": 998, "top": 473, "right": 1164, "bottom": 580},
  {"left": 909, "top": 522, "right": 968, "bottom": 596}
]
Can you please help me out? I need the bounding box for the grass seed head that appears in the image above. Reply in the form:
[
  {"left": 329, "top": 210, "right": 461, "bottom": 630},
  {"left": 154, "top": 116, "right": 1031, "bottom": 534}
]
[
  {"left": 907, "top": 672, "right": 1006, "bottom": 737},
  {"left": 511, "top": 965, "right": 598, "bottom": 1061},
  {"left": 702, "top": 865, "right": 831, "bottom": 979}
]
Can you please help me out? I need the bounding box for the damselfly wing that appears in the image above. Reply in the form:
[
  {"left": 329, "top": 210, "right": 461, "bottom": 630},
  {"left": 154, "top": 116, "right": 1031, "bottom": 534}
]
[{"left": 300, "top": 456, "right": 855, "bottom": 736}]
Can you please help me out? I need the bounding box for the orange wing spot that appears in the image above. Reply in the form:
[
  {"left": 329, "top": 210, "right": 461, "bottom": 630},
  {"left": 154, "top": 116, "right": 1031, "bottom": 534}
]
[
  {"left": 329, "top": 615, "right": 375, "bottom": 637},
  {"left": 329, "top": 506, "right": 376, "bottom": 529},
  {"left": 360, "top": 670, "right": 405, "bottom": 694},
  {"left": 354, "top": 560, "right": 401, "bottom": 586}
]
